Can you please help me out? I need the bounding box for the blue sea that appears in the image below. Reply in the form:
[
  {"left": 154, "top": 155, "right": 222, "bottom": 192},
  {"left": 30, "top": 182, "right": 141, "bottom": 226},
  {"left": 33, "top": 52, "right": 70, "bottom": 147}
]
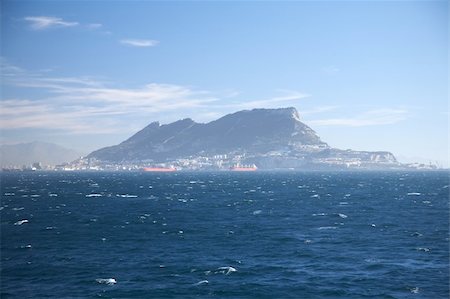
[{"left": 1, "top": 171, "right": 449, "bottom": 298}]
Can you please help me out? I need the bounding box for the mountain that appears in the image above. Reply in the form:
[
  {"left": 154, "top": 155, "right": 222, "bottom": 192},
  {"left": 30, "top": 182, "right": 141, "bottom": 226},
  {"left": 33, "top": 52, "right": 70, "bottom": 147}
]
[
  {"left": 88, "top": 107, "right": 399, "bottom": 169},
  {"left": 89, "top": 108, "right": 326, "bottom": 161},
  {"left": 0, "top": 142, "right": 83, "bottom": 167}
]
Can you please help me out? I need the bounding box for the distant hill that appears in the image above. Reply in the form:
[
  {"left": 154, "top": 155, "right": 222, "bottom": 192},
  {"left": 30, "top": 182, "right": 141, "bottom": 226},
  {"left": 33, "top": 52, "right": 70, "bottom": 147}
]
[
  {"left": 88, "top": 107, "right": 398, "bottom": 169},
  {"left": 0, "top": 142, "right": 83, "bottom": 167}
]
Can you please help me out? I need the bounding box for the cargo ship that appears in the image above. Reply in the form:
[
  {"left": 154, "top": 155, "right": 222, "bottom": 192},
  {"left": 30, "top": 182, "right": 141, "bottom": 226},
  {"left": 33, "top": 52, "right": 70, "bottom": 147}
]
[
  {"left": 230, "top": 164, "right": 258, "bottom": 171},
  {"left": 142, "top": 167, "right": 177, "bottom": 172}
]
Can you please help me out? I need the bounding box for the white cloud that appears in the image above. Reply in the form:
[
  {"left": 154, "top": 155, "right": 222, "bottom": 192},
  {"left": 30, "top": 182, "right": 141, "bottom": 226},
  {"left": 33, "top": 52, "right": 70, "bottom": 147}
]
[
  {"left": 300, "top": 106, "right": 338, "bottom": 115},
  {"left": 308, "top": 109, "right": 409, "bottom": 127},
  {"left": 86, "top": 23, "right": 111, "bottom": 35},
  {"left": 224, "top": 90, "right": 310, "bottom": 110},
  {"left": 87, "top": 23, "right": 102, "bottom": 29},
  {"left": 0, "top": 62, "right": 218, "bottom": 133},
  {"left": 1, "top": 61, "right": 314, "bottom": 135},
  {"left": 120, "top": 39, "right": 159, "bottom": 47},
  {"left": 24, "top": 16, "right": 79, "bottom": 30}
]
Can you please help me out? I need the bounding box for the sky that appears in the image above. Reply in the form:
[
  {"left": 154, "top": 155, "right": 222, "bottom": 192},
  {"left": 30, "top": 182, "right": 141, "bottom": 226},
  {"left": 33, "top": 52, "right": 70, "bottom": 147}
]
[{"left": 0, "top": 0, "right": 448, "bottom": 166}]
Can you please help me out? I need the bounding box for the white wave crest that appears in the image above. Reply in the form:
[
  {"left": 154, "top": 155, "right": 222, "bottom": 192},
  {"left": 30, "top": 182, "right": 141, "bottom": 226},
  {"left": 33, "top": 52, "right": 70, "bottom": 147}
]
[
  {"left": 312, "top": 213, "right": 327, "bottom": 216},
  {"left": 216, "top": 266, "right": 237, "bottom": 275},
  {"left": 193, "top": 280, "right": 209, "bottom": 286},
  {"left": 86, "top": 194, "right": 102, "bottom": 198},
  {"left": 96, "top": 278, "right": 117, "bottom": 285},
  {"left": 116, "top": 194, "right": 138, "bottom": 198},
  {"left": 14, "top": 219, "right": 29, "bottom": 225},
  {"left": 317, "top": 226, "right": 337, "bottom": 230}
]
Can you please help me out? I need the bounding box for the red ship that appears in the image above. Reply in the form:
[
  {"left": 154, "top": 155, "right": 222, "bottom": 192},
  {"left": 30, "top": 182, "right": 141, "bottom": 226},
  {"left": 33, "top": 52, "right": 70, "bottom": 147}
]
[{"left": 230, "top": 164, "right": 258, "bottom": 171}]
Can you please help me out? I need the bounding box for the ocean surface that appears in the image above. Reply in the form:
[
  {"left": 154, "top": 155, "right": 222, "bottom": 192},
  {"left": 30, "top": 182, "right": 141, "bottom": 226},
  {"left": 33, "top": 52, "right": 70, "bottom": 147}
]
[{"left": 1, "top": 171, "right": 449, "bottom": 298}]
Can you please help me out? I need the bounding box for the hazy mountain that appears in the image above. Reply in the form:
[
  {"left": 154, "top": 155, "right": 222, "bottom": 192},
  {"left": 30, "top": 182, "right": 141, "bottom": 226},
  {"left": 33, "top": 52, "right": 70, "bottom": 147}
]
[
  {"left": 89, "top": 108, "right": 327, "bottom": 161},
  {"left": 0, "top": 142, "right": 83, "bottom": 167},
  {"left": 88, "top": 107, "right": 398, "bottom": 168}
]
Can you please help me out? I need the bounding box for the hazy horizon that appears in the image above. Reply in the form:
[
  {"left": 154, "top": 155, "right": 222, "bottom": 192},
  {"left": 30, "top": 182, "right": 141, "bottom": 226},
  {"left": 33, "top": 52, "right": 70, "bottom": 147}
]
[{"left": 1, "top": 0, "right": 448, "bottom": 166}]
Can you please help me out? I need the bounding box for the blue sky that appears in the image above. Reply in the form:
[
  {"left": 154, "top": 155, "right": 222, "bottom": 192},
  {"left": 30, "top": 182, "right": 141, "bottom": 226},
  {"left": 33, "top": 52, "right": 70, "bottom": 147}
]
[{"left": 1, "top": 0, "right": 448, "bottom": 166}]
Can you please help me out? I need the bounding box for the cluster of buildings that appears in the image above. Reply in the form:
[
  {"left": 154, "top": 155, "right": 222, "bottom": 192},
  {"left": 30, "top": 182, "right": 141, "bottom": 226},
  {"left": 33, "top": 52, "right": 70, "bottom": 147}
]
[
  {"left": 53, "top": 154, "right": 250, "bottom": 171},
  {"left": 1, "top": 152, "right": 440, "bottom": 172}
]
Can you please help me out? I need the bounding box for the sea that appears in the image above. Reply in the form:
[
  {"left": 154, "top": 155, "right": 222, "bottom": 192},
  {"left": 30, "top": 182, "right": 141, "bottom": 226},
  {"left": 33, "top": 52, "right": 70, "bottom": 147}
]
[{"left": 1, "top": 171, "right": 449, "bottom": 298}]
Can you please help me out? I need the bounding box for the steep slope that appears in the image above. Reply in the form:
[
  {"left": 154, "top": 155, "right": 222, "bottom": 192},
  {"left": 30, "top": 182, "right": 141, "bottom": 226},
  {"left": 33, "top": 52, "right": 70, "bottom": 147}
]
[
  {"left": 89, "top": 107, "right": 327, "bottom": 162},
  {"left": 197, "top": 107, "right": 325, "bottom": 151}
]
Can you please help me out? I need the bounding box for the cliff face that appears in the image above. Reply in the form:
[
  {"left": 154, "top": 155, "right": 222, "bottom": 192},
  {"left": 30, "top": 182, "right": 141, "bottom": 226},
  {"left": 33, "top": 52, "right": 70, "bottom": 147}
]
[
  {"left": 88, "top": 107, "right": 328, "bottom": 162},
  {"left": 88, "top": 107, "right": 398, "bottom": 168}
]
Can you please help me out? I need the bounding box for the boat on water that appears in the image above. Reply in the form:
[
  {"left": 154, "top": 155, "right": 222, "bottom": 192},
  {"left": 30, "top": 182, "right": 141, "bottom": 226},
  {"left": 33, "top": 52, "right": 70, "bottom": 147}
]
[
  {"left": 142, "top": 167, "right": 177, "bottom": 172},
  {"left": 230, "top": 164, "right": 258, "bottom": 171}
]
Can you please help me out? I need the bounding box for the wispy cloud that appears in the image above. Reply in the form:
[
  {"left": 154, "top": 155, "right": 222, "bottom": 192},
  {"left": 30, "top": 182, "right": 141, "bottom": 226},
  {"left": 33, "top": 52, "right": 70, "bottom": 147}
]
[
  {"left": 300, "top": 106, "right": 338, "bottom": 116},
  {"left": 23, "top": 18, "right": 158, "bottom": 49},
  {"left": 120, "top": 39, "right": 159, "bottom": 47},
  {"left": 1, "top": 61, "right": 315, "bottom": 134},
  {"left": 86, "top": 23, "right": 102, "bottom": 29},
  {"left": 224, "top": 90, "right": 310, "bottom": 110},
  {"left": 308, "top": 109, "right": 409, "bottom": 127},
  {"left": 24, "top": 16, "right": 79, "bottom": 30},
  {"left": 85, "top": 23, "right": 112, "bottom": 35},
  {"left": 1, "top": 61, "right": 217, "bottom": 133},
  {"left": 0, "top": 99, "right": 132, "bottom": 134}
]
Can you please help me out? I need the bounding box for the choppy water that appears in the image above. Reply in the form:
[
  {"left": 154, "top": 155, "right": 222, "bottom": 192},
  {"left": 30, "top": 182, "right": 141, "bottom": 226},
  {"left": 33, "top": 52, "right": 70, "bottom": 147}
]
[{"left": 1, "top": 171, "right": 449, "bottom": 298}]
